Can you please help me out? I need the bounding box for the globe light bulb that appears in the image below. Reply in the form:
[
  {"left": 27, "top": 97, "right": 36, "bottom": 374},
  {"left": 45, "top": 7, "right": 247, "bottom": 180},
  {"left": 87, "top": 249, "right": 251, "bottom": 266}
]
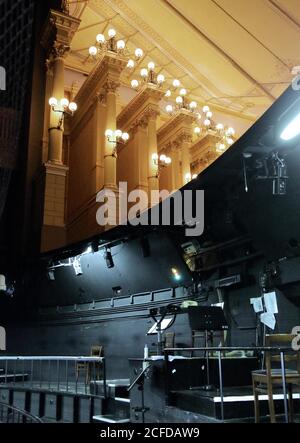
[
  {"left": 115, "top": 129, "right": 122, "bottom": 138},
  {"left": 206, "top": 111, "right": 213, "bottom": 119},
  {"left": 127, "top": 59, "right": 135, "bottom": 69},
  {"left": 89, "top": 46, "right": 97, "bottom": 56},
  {"left": 227, "top": 138, "right": 234, "bottom": 145},
  {"left": 157, "top": 74, "right": 165, "bottom": 84},
  {"left": 179, "top": 88, "right": 187, "bottom": 96},
  {"left": 49, "top": 97, "right": 58, "bottom": 107},
  {"left": 189, "top": 101, "right": 197, "bottom": 110},
  {"left": 166, "top": 104, "right": 173, "bottom": 114},
  {"left": 117, "top": 40, "right": 125, "bottom": 50},
  {"left": 105, "top": 129, "right": 113, "bottom": 138},
  {"left": 185, "top": 173, "right": 192, "bottom": 182},
  {"left": 140, "top": 68, "right": 148, "bottom": 78},
  {"left": 131, "top": 79, "right": 139, "bottom": 89},
  {"left": 194, "top": 126, "right": 201, "bottom": 135},
  {"left": 196, "top": 112, "right": 202, "bottom": 120},
  {"left": 176, "top": 96, "right": 183, "bottom": 104},
  {"left": 203, "top": 105, "right": 210, "bottom": 113},
  {"left": 122, "top": 132, "right": 130, "bottom": 141},
  {"left": 96, "top": 34, "right": 105, "bottom": 44},
  {"left": 135, "top": 48, "right": 143, "bottom": 58},
  {"left": 69, "top": 102, "right": 78, "bottom": 112},
  {"left": 192, "top": 174, "right": 198, "bottom": 179},
  {"left": 160, "top": 154, "right": 167, "bottom": 162},
  {"left": 216, "top": 123, "right": 224, "bottom": 131},
  {"left": 227, "top": 127, "right": 235, "bottom": 136},
  {"left": 152, "top": 153, "right": 159, "bottom": 161},
  {"left": 204, "top": 119, "right": 211, "bottom": 126},
  {"left": 165, "top": 90, "right": 171, "bottom": 97},
  {"left": 108, "top": 28, "right": 116, "bottom": 38},
  {"left": 60, "top": 98, "right": 69, "bottom": 108},
  {"left": 173, "top": 79, "right": 180, "bottom": 88},
  {"left": 165, "top": 157, "right": 172, "bottom": 165},
  {"left": 148, "top": 61, "right": 155, "bottom": 70}
]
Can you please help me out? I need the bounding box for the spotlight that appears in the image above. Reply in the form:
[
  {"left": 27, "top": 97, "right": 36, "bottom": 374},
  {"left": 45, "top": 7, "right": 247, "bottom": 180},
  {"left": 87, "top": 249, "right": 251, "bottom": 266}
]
[
  {"left": 171, "top": 267, "right": 182, "bottom": 281},
  {"left": 280, "top": 113, "right": 300, "bottom": 141},
  {"left": 105, "top": 249, "right": 114, "bottom": 269},
  {"left": 73, "top": 259, "right": 82, "bottom": 276}
]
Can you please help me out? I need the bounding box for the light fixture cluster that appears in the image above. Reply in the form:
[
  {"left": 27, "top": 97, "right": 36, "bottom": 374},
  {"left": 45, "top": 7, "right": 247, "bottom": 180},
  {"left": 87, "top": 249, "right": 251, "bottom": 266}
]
[
  {"left": 185, "top": 172, "right": 198, "bottom": 183},
  {"left": 192, "top": 105, "right": 235, "bottom": 154},
  {"left": 49, "top": 97, "right": 78, "bottom": 114},
  {"left": 105, "top": 128, "right": 130, "bottom": 144},
  {"left": 130, "top": 61, "right": 166, "bottom": 89},
  {"left": 88, "top": 28, "right": 146, "bottom": 68},
  {"left": 152, "top": 153, "right": 172, "bottom": 177},
  {"left": 165, "top": 81, "right": 198, "bottom": 115},
  {"left": 49, "top": 97, "right": 78, "bottom": 128}
]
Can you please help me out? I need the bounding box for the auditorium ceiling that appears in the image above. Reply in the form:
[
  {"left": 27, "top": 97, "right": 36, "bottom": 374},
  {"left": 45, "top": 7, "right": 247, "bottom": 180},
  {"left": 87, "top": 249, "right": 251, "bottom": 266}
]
[{"left": 65, "top": 0, "right": 300, "bottom": 135}]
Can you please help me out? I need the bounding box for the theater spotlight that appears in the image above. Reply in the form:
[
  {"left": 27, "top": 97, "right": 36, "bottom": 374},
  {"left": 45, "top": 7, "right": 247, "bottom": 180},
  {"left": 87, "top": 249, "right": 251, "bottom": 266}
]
[
  {"left": 104, "top": 249, "right": 114, "bottom": 269},
  {"left": 47, "top": 270, "right": 55, "bottom": 281},
  {"left": 280, "top": 113, "right": 300, "bottom": 141},
  {"left": 171, "top": 268, "right": 182, "bottom": 281}
]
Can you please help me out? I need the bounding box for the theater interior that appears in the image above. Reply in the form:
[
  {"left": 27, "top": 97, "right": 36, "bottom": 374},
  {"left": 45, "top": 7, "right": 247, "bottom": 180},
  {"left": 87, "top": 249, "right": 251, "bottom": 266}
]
[{"left": 0, "top": 0, "right": 300, "bottom": 425}]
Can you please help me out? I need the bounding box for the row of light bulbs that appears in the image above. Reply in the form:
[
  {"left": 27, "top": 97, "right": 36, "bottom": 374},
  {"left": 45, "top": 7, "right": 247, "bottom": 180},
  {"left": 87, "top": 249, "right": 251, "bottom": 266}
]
[{"left": 49, "top": 97, "right": 78, "bottom": 113}]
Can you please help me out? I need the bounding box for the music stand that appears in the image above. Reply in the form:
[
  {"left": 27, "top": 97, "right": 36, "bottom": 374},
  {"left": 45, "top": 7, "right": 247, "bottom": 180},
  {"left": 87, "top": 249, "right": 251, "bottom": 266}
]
[{"left": 188, "top": 306, "right": 228, "bottom": 391}]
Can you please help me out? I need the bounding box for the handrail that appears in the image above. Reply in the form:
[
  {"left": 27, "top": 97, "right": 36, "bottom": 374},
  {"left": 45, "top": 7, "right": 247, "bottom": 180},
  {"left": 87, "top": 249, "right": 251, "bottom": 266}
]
[
  {"left": 0, "top": 402, "right": 43, "bottom": 423},
  {"left": 164, "top": 346, "right": 293, "bottom": 351},
  {"left": 0, "top": 355, "right": 107, "bottom": 398},
  {"left": 0, "top": 356, "right": 104, "bottom": 361}
]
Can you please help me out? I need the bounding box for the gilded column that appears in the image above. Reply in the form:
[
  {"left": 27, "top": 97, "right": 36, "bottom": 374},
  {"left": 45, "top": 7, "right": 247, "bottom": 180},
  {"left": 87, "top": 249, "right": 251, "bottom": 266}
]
[
  {"left": 48, "top": 43, "right": 69, "bottom": 164},
  {"left": 179, "top": 132, "right": 193, "bottom": 185},
  {"left": 147, "top": 109, "right": 160, "bottom": 194},
  {"left": 104, "top": 80, "right": 119, "bottom": 190}
]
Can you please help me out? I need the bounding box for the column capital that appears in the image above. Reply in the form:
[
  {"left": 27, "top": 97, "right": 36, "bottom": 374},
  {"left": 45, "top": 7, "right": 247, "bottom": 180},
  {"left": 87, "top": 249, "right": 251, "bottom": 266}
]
[{"left": 41, "top": 9, "right": 81, "bottom": 57}]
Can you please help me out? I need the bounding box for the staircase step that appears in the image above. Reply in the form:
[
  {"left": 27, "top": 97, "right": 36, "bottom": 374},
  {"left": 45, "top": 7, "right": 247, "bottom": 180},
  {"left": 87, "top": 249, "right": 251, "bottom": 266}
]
[
  {"left": 115, "top": 397, "right": 130, "bottom": 403},
  {"left": 93, "top": 414, "right": 130, "bottom": 423},
  {"left": 0, "top": 374, "right": 28, "bottom": 383}
]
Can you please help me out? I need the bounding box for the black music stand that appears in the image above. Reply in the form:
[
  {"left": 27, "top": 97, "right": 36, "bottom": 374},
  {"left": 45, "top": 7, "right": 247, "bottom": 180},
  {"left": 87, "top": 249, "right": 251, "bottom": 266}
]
[{"left": 188, "top": 306, "right": 228, "bottom": 391}]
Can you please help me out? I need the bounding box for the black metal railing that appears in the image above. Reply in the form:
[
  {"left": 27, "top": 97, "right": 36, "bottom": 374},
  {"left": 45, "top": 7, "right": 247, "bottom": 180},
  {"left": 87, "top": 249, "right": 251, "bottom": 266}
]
[{"left": 0, "top": 356, "right": 107, "bottom": 398}]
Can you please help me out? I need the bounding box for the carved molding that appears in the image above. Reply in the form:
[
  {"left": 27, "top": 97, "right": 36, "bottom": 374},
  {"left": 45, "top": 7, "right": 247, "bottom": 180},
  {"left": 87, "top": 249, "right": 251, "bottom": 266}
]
[
  {"left": 75, "top": 53, "right": 127, "bottom": 108},
  {"left": 157, "top": 110, "right": 195, "bottom": 147},
  {"left": 117, "top": 84, "right": 164, "bottom": 132},
  {"left": 41, "top": 9, "right": 81, "bottom": 55}
]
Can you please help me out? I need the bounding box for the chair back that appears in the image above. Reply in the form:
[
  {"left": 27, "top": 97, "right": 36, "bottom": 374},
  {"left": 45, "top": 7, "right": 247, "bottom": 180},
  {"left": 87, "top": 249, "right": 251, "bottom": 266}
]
[
  {"left": 265, "top": 334, "right": 300, "bottom": 374},
  {"left": 90, "top": 345, "right": 103, "bottom": 357}
]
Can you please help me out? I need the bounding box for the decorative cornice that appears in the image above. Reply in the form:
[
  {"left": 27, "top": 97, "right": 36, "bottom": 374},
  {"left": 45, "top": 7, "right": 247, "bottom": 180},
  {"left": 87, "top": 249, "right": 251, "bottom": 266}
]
[
  {"left": 41, "top": 9, "right": 81, "bottom": 52},
  {"left": 75, "top": 53, "right": 127, "bottom": 108},
  {"left": 117, "top": 84, "right": 164, "bottom": 132},
  {"left": 157, "top": 110, "right": 195, "bottom": 147}
]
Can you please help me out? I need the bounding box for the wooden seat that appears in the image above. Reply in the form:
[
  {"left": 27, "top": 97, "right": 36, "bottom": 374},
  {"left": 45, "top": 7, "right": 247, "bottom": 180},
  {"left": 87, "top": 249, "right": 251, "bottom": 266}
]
[
  {"left": 76, "top": 345, "right": 104, "bottom": 384},
  {"left": 252, "top": 334, "right": 300, "bottom": 423}
]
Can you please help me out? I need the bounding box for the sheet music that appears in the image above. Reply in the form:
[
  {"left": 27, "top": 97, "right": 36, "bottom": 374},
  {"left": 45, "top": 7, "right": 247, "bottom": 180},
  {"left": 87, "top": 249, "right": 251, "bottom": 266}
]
[
  {"left": 250, "top": 297, "right": 263, "bottom": 313},
  {"left": 264, "top": 291, "right": 278, "bottom": 314},
  {"left": 260, "top": 312, "right": 276, "bottom": 330}
]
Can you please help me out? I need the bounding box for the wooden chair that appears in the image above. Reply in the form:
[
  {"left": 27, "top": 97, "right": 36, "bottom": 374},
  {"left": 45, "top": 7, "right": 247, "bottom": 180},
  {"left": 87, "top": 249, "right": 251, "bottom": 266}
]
[
  {"left": 191, "top": 330, "right": 225, "bottom": 357},
  {"left": 76, "top": 345, "right": 103, "bottom": 384},
  {"left": 252, "top": 334, "right": 300, "bottom": 423}
]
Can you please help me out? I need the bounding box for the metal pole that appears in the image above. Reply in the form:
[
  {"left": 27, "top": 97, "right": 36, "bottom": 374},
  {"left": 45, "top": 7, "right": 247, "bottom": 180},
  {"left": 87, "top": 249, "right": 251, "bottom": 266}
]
[
  {"left": 218, "top": 350, "right": 224, "bottom": 422},
  {"left": 280, "top": 351, "right": 289, "bottom": 423},
  {"left": 66, "top": 360, "right": 69, "bottom": 392},
  {"left": 103, "top": 358, "right": 107, "bottom": 399}
]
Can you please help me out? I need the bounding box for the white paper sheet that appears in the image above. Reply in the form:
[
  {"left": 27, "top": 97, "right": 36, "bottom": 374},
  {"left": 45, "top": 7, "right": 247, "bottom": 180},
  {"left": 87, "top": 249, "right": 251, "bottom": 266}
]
[
  {"left": 250, "top": 297, "right": 263, "bottom": 313},
  {"left": 260, "top": 312, "right": 276, "bottom": 330},
  {"left": 264, "top": 291, "right": 278, "bottom": 314}
]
